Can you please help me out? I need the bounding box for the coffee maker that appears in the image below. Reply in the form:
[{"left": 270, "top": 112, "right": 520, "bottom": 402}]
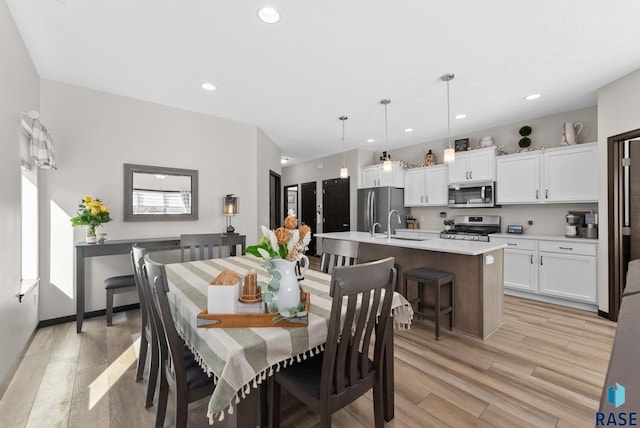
[
  {"left": 565, "top": 211, "right": 598, "bottom": 239},
  {"left": 565, "top": 213, "right": 582, "bottom": 237}
]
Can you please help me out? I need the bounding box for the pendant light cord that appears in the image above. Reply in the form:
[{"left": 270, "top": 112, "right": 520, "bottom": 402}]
[
  {"left": 446, "top": 79, "right": 451, "bottom": 149},
  {"left": 380, "top": 99, "right": 391, "bottom": 160},
  {"left": 340, "top": 116, "right": 347, "bottom": 167}
]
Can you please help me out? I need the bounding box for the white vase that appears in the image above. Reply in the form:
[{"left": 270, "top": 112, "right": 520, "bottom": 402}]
[{"left": 270, "top": 257, "right": 308, "bottom": 314}]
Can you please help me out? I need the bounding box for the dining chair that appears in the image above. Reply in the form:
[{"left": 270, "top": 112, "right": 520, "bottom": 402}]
[
  {"left": 180, "top": 233, "right": 222, "bottom": 262},
  {"left": 130, "top": 244, "right": 160, "bottom": 408},
  {"left": 104, "top": 274, "right": 136, "bottom": 326},
  {"left": 319, "top": 239, "right": 359, "bottom": 274},
  {"left": 270, "top": 257, "right": 397, "bottom": 428},
  {"left": 143, "top": 254, "right": 215, "bottom": 428}
]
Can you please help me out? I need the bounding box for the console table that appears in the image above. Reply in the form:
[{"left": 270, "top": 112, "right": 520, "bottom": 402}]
[{"left": 75, "top": 235, "right": 246, "bottom": 333}]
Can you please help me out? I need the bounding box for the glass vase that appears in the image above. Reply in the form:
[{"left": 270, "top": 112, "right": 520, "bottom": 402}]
[{"left": 86, "top": 225, "right": 97, "bottom": 244}]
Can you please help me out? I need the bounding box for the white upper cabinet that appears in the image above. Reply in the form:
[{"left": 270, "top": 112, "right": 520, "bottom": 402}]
[
  {"left": 447, "top": 147, "right": 497, "bottom": 184},
  {"left": 360, "top": 162, "right": 404, "bottom": 188},
  {"left": 496, "top": 143, "right": 598, "bottom": 204},
  {"left": 404, "top": 165, "right": 448, "bottom": 207},
  {"left": 542, "top": 143, "right": 598, "bottom": 203},
  {"left": 496, "top": 152, "right": 541, "bottom": 204}
]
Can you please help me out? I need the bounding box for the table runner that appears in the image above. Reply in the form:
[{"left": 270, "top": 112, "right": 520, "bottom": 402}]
[{"left": 164, "top": 254, "right": 413, "bottom": 424}]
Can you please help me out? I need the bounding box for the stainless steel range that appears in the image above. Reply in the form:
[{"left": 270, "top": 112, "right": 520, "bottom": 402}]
[{"left": 440, "top": 215, "right": 501, "bottom": 242}]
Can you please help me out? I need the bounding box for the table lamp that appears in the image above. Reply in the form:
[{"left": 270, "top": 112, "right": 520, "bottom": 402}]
[{"left": 224, "top": 194, "right": 239, "bottom": 235}]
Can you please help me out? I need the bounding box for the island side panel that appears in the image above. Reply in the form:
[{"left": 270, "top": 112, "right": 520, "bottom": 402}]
[
  {"left": 481, "top": 249, "right": 504, "bottom": 338},
  {"left": 358, "top": 243, "right": 485, "bottom": 338}
]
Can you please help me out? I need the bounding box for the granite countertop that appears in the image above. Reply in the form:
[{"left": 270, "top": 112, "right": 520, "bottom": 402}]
[{"left": 316, "top": 231, "right": 506, "bottom": 256}]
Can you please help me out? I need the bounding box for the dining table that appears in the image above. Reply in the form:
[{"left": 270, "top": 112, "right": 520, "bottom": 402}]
[{"left": 164, "top": 254, "right": 413, "bottom": 427}]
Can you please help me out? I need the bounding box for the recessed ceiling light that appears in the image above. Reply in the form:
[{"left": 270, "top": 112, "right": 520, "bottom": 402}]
[
  {"left": 367, "top": 138, "right": 375, "bottom": 143},
  {"left": 281, "top": 158, "right": 289, "bottom": 164},
  {"left": 404, "top": 128, "right": 414, "bottom": 133},
  {"left": 258, "top": 7, "right": 280, "bottom": 24},
  {"left": 525, "top": 93, "right": 542, "bottom": 100},
  {"left": 201, "top": 83, "right": 217, "bottom": 91},
  {"left": 454, "top": 114, "right": 466, "bottom": 120}
]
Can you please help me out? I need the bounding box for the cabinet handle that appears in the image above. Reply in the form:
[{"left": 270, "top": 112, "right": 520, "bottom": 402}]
[
  {"left": 540, "top": 255, "right": 543, "bottom": 266},
  {"left": 507, "top": 243, "right": 517, "bottom": 246},
  {"left": 465, "top": 171, "right": 469, "bottom": 180},
  {"left": 426, "top": 195, "right": 429, "bottom": 203},
  {"left": 536, "top": 190, "right": 539, "bottom": 200},
  {"left": 530, "top": 254, "right": 533, "bottom": 264},
  {"left": 469, "top": 171, "right": 472, "bottom": 180},
  {"left": 558, "top": 246, "right": 573, "bottom": 251},
  {"left": 545, "top": 189, "right": 549, "bottom": 199}
]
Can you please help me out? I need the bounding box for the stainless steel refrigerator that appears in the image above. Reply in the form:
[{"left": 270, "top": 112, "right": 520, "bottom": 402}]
[{"left": 357, "top": 187, "right": 407, "bottom": 235}]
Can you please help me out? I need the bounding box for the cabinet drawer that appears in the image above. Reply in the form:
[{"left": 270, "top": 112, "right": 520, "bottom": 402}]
[
  {"left": 491, "top": 237, "right": 537, "bottom": 251},
  {"left": 538, "top": 240, "right": 596, "bottom": 256}
]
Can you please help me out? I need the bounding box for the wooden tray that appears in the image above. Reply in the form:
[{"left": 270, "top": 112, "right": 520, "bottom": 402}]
[{"left": 197, "top": 291, "right": 309, "bottom": 328}]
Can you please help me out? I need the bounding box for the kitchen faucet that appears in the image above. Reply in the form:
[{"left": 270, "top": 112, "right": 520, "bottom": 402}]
[
  {"left": 371, "top": 222, "right": 382, "bottom": 237},
  {"left": 387, "top": 209, "right": 401, "bottom": 238}
]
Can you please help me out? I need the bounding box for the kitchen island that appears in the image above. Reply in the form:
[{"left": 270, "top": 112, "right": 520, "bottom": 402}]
[{"left": 316, "top": 231, "right": 506, "bottom": 339}]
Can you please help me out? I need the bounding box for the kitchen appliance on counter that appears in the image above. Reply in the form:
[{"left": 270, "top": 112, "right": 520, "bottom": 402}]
[
  {"left": 566, "top": 211, "right": 598, "bottom": 239},
  {"left": 448, "top": 181, "right": 497, "bottom": 208},
  {"left": 357, "top": 187, "right": 407, "bottom": 235},
  {"left": 440, "top": 215, "right": 501, "bottom": 242}
]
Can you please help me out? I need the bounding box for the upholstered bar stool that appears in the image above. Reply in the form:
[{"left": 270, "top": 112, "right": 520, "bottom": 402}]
[
  {"left": 403, "top": 267, "right": 454, "bottom": 340},
  {"left": 105, "top": 274, "right": 136, "bottom": 326}
]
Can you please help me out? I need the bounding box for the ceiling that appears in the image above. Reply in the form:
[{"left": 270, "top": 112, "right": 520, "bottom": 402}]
[{"left": 7, "top": 1, "right": 640, "bottom": 164}]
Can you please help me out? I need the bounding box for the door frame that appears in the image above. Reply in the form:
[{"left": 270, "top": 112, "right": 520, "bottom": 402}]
[
  {"left": 269, "top": 170, "right": 281, "bottom": 229},
  {"left": 607, "top": 128, "right": 640, "bottom": 321}
]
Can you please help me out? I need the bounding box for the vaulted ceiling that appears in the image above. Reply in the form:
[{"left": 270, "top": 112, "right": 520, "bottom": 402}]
[{"left": 7, "top": 0, "right": 640, "bottom": 164}]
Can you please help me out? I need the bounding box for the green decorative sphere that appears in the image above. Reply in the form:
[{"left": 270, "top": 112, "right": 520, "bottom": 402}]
[
  {"left": 519, "top": 126, "right": 532, "bottom": 136},
  {"left": 519, "top": 137, "right": 531, "bottom": 148}
]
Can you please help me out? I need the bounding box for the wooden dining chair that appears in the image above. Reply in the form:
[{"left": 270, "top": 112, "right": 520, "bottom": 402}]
[
  {"left": 319, "top": 239, "right": 359, "bottom": 274},
  {"left": 180, "top": 233, "right": 222, "bottom": 262},
  {"left": 143, "top": 254, "right": 215, "bottom": 428},
  {"left": 270, "top": 257, "right": 397, "bottom": 428},
  {"left": 130, "top": 244, "right": 160, "bottom": 408}
]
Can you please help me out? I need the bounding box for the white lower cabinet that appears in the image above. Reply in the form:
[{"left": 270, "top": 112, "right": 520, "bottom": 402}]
[
  {"left": 492, "top": 237, "right": 597, "bottom": 306},
  {"left": 538, "top": 241, "right": 597, "bottom": 303},
  {"left": 495, "top": 238, "right": 538, "bottom": 292}
]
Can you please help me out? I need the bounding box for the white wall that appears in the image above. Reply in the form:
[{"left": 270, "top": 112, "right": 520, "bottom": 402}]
[
  {"left": 256, "top": 127, "right": 282, "bottom": 234},
  {"left": 0, "top": 1, "right": 40, "bottom": 388},
  {"left": 597, "top": 68, "right": 640, "bottom": 312},
  {"left": 37, "top": 80, "right": 266, "bottom": 320}
]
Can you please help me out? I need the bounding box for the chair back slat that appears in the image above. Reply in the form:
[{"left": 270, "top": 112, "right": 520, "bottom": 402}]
[
  {"left": 131, "top": 244, "right": 150, "bottom": 335},
  {"left": 180, "top": 233, "right": 222, "bottom": 262},
  {"left": 320, "top": 239, "right": 359, "bottom": 274},
  {"left": 321, "top": 257, "right": 396, "bottom": 399}
]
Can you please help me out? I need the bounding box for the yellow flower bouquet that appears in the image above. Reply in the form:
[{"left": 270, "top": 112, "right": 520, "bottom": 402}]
[{"left": 70, "top": 196, "right": 112, "bottom": 243}]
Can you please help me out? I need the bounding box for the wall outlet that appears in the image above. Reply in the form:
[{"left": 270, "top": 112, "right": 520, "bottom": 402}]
[{"left": 527, "top": 218, "right": 534, "bottom": 226}]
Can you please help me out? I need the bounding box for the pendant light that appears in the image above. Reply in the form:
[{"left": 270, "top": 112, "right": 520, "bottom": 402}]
[
  {"left": 380, "top": 99, "right": 392, "bottom": 172},
  {"left": 339, "top": 116, "right": 349, "bottom": 178},
  {"left": 442, "top": 73, "right": 456, "bottom": 164}
]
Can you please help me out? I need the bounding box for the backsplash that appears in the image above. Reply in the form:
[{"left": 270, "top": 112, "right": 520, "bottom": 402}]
[{"left": 410, "top": 203, "right": 598, "bottom": 236}]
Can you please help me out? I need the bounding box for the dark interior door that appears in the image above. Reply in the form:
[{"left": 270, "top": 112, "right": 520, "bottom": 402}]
[
  {"left": 269, "top": 171, "right": 281, "bottom": 229},
  {"left": 322, "top": 177, "right": 350, "bottom": 233},
  {"left": 300, "top": 182, "right": 317, "bottom": 255}
]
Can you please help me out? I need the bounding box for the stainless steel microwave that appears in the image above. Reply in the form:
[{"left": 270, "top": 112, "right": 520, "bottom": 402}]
[{"left": 448, "top": 181, "right": 497, "bottom": 208}]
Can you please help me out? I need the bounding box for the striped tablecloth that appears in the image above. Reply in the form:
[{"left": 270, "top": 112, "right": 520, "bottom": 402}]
[{"left": 164, "top": 255, "right": 413, "bottom": 424}]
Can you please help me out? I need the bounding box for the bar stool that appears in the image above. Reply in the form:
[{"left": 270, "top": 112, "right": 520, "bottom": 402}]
[
  {"left": 105, "top": 274, "right": 136, "bottom": 326},
  {"left": 403, "top": 267, "right": 454, "bottom": 340}
]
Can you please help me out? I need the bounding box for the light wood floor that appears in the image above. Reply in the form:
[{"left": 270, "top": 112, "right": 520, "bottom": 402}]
[{"left": 0, "top": 293, "right": 615, "bottom": 427}]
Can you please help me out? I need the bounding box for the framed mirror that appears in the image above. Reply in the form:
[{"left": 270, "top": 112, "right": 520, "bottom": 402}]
[{"left": 123, "top": 163, "right": 198, "bottom": 221}]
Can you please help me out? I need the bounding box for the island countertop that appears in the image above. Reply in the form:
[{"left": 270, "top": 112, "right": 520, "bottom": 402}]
[{"left": 315, "top": 231, "right": 506, "bottom": 256}]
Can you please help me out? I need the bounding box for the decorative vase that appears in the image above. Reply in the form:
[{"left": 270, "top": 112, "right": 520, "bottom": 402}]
[
  {"left": 86, "top": 225, "right": 97, "bottom": 244},
  {"left": 424, "top": 150, "right": 436, "bottom": 166},
  {"left": 270, "top": 256, "right": 308, "bottom": 313}
]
